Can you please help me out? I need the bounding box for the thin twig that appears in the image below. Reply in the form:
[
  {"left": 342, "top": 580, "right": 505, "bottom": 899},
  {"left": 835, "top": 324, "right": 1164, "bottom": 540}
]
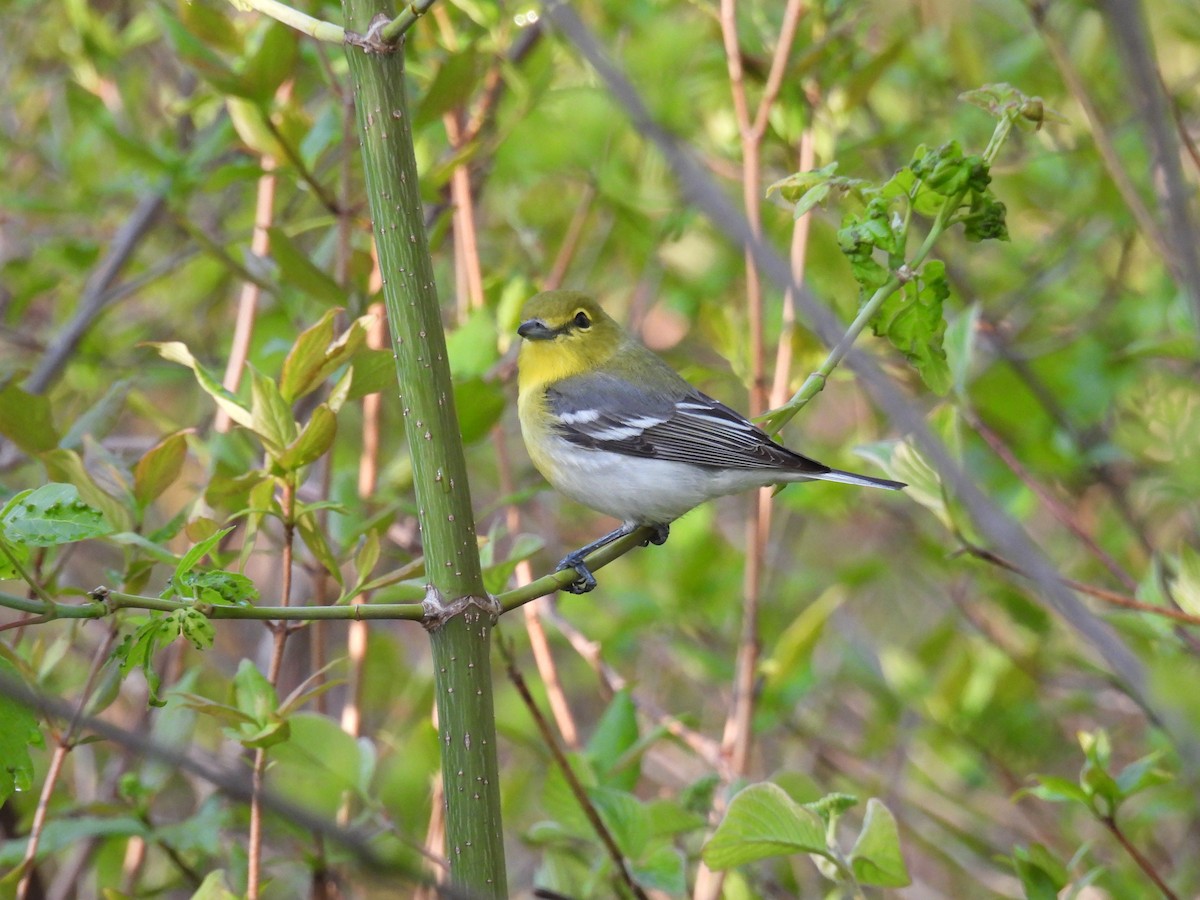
[
  {"left": 500, "top": 640, "right": 650, "bottom": 900},
  {"left": 957, "top": 543, "right": 1200, "bottom": 627},
  {"left": 1099, "top": 814, "right": 1180, "bottom": 900},
  {"left": 380, "top": 0, "right": 440, "bottom": 45},
  {"left": 221, "top": 0, "right": 344, "bottom": 43},
  {"left": 216, "top": 96, "right": 285, "bottom": 434},
  {"left": 964, "top": 410, "right": 1136, "bottom": 589}
]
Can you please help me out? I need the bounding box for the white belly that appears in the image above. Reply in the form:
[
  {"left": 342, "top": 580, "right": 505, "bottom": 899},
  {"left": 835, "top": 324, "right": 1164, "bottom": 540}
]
[{"left": 537, "top": 436, "right": 785, "bottom": 525}]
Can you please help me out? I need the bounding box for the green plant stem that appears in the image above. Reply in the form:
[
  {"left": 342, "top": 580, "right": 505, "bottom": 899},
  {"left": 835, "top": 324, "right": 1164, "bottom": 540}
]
[
  {"left": 340, "top": 9, "right": 506, "bottom": 893},
  {"left": 762, "top": 109, "right": 1020, "bottom": 434},
  {"left": 0, "top": 543, "right": 58, "bottom": 615},
  {"left": 379, "top": 0, "right": 439, "bottom": 44},
  {"left": 223, "top": 0, "right": 345, "bottom": 43}
]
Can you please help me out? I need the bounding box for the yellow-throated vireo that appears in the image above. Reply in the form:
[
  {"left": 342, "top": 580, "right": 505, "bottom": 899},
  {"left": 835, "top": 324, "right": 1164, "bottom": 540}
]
[{"left": 516, "top": 290, "right": 905, "bottom": 593}]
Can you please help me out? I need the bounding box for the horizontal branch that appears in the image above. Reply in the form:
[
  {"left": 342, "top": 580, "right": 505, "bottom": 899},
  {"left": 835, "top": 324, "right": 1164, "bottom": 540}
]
[
  {"left": 0, "top": 528, "right": 658, "bottom": 626},
  {"left": 224, "top": 0, "right": 345, "bottom": 43}
]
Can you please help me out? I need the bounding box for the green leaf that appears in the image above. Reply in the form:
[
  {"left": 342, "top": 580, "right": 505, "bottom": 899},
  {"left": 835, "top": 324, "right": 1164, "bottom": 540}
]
[
  {"left": 181, "top": 570, "right": 259, "bottom": 606},
  {"left": 1011, "top": 843, "right": 1069, "bottom": 900},
  {"left": 248, "top": 366, "right": 297, "bottom": 454},
  {"left": 113, "top": 615, "right": 185, "bottom": 705},
  {"left": 275, "top": 404, "right": 337, "bottom": 472},
  {"left": 151, "top": 342, "right": 253, "bottom": 429},
  {"left": 631, "top": 844, "right": 686, "bottom": 895},
  {"left": 0, "top": 483, "right": 112, "bottom": 547},
  {"left": 239, "top": 22, "right": 297, "bottom": 103},
  {"left": 0, "top": 381, "right": 59, "bottom": 455},
  {"left": 345, "top": 348, "right": 396, "bottom": 401},
  {"left": 446, "top": 307, "right": 500, "bottom": 379},
  {"left": 230, "top": 659, "right": 289, "bottom": 749},
  {"left": 297, "top": 510, "right": 342, "bottom": 585},
  {"left": 872, "top": 260, "right": 951, "bottom": 395},
  {"left": 587, "top": 690, "right": 640, "bottom": 790},
  {"left": 267, "top": 712, "right": 366, "bottom": 815},
  {"left": 762, "top": 586, "right": 845, "bottom": 693},
  {"left": 267, "top": 226, "right": 345, "bottom": 306},
  {"left": 40, "top": 448, "right": 132, "bottom": 533},
  {"left": 962, "top": 190, "right": 1008, "bottom": 242},
  {"left": 454, "top": 377, "right": 506, "bottom": 445},
  {"left": 414, "top": 46, "right": 481, "bottom": 128},
  {"left": 848, "top": 798, "right": 910, "bottom": 887},
  {"left": 171, "top": 607, "right": 215, "bottom": 651},
  {"left": 187, "top": 869, "right": 239, "bottom": 900},
  {"left": 60, "top": 379, "right": 132, "bottom": 450},
  {"left": 176, "top": 526, "right": 235, "bottom": 582},
  {"left": 133, "top": 431, "right": 189, "bottom": 508},
  {"left": 0, "top": 656, "right": 43, "bottom": 804},
  {"left": 1114, "top": 752, "right": 1172, "bottom": 798},
  {"left": 701, "top": 782, "right": 828, "bottom": 870},
  {"left": 280, "top": 309, "right": 335, "bottom": 402},
  {"left": 1020, "top": 775, "right": 1091, "bottom": 806}
]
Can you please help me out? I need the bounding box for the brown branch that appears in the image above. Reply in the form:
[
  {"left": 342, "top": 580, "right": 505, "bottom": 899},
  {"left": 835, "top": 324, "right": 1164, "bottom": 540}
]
[
  {"left": 500, "top": 640, "right": 650, "bottom": 900},
  {"left": 957, "top": 543, "right": 1200, "bottom": 627},
  {"left": 1100, "top": 814, "right": 1180, "bottom": 900}
]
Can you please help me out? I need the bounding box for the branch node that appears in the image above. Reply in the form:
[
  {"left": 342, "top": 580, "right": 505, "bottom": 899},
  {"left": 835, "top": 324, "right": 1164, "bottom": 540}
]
[
  {"left": 345, "top": 13, "right": 400, "bottom": 54},
  {"left": 422, "top": 586, "right": 501, "bottom": 631}
]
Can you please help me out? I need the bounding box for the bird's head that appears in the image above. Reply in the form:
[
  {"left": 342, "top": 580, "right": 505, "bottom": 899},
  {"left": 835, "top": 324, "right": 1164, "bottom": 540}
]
[{"left": 516, "top": 291, "right": 625, "bottom": 386}]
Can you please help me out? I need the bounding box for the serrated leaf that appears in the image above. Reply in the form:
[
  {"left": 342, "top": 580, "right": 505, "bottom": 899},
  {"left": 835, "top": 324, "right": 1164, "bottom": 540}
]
[
  {"left": 171, "top": 607, "right": 215, "bottom": 651},
  {"left": 133, "top": 431, "right": 189, "bottom": 508},
  {"left": 701, "top": 783, "right": 828, "bottom": 870},
  {"left": 0, "top": 656, "right": 43, "bottom": 803},
  {"left": 275, "top": 404, "right": 336, "bottom": 472},
  {"left": 0, "top": 381, "right": 59, "bottom": 455},
  {"left": 848, "top": 798, "right": 910, "bottom": 887},
  {"left": 182, "top": 570, "right": 259, "bottom": 606},
  {"left": 872, "top": 260, "right": 951, "bottom": 395},
  {"left": 151, "top": 342, "right": 253, "bottom": 429},
  {"left": 0, "top": 483, "right": 112, "bottom": 547}
]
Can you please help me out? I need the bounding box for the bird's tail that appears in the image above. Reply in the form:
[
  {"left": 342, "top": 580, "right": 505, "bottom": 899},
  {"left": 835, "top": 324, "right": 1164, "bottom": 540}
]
[{"left": 812, "top": 467, "right": 906, "bottom": 491}]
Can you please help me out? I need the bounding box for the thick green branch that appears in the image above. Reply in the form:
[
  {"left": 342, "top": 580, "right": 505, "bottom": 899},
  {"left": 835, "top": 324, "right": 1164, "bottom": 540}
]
[{"left": 341, "top": 6, "right": 505, "bottom": 892}]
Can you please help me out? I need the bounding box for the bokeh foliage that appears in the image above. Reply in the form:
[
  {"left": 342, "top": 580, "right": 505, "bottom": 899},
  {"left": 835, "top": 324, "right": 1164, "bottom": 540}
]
[{"left": 2, "top": 0, "right": 1199, "bottom": 896}]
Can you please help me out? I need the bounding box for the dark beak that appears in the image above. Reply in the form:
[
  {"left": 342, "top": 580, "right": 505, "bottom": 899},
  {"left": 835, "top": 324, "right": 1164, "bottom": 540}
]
[{"left": 517, "top": 318, "right": 558, "bottom": 341}]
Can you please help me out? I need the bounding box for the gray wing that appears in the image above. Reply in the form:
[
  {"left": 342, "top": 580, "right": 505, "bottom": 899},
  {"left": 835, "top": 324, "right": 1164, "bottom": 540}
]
[{"left": 545, "top": 371, "right": 830, "bottom": 474}]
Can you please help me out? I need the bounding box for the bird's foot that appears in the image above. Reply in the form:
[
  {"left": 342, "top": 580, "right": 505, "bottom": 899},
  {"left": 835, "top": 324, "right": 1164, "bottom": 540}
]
[
  {"left": 641, "top": 524, "right": 670, "bottom": 547},
  {"left": 554, "top": 553, "right": 597, "bottom": 594}
]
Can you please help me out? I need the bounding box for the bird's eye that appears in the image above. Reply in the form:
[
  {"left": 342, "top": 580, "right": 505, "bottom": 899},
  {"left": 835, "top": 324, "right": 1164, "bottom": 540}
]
[{"left": 573, "top": 310, "right": 591, "bottom": 329}]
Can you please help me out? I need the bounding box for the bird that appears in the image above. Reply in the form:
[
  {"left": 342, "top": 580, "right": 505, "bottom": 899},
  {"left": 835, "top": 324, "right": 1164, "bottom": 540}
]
[{"left": 515, "top": 290, "right": 905, "bottom": 593}]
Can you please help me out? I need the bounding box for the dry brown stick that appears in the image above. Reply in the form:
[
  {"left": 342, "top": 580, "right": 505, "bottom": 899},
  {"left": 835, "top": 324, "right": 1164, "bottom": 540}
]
[
  {"left": 958, "top": 543, "right": 1200, "bottom": 627},
  {"left": 500, "top": 640, "right": 650, "bottom": 900},
  {"left": 965, "top": 410, "right": 1137, "bottom": 590},
  {"left": 214, "top": 83, "right": 291, "bottom": 434}
]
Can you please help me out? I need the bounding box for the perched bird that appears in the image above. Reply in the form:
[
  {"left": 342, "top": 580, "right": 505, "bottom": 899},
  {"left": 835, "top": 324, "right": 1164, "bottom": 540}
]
[{"left": 516, "top": 290, "right": 905, "bottom": 593}]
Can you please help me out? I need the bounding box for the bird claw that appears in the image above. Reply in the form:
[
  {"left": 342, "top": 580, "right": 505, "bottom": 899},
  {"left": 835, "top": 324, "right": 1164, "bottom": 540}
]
[
  {"left": 641, "top": 524, "right": 670, "bottom": 547},
  {"left": 555, "top": 555, "right": 597, "bottom": 594}
]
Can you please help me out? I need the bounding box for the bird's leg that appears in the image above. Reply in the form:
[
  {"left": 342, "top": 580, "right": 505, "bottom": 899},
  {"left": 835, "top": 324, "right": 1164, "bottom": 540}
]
[{"left": 555, "top": 522, "right": 642, "bottom": 594}]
